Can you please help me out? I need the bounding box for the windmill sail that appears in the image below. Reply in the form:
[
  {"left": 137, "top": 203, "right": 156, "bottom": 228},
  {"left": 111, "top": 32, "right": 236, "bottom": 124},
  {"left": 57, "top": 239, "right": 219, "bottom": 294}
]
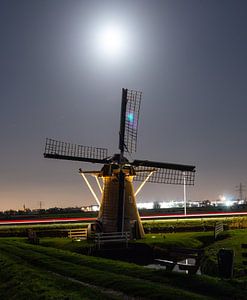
[
  {"left": 118, "top": 88, "right": 142, "bottom": 233},
  {"left": 132, "top": 159, "right": 195, "bottom": 185},
  {"left": 43, "top": 88, "right": 196, "bottom": 240},
  {"left": 44, "top": 138, "right": 109, "bottom": 164},
  {"left": 119, "top": 89, "right": 142, "bottom": 154}
]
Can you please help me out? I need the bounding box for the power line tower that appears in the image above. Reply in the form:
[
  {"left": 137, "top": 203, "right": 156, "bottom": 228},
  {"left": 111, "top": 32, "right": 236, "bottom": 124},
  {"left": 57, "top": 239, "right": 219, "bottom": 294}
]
[{"left": 235, "top": 183, "right": 246, "bottom": 201}]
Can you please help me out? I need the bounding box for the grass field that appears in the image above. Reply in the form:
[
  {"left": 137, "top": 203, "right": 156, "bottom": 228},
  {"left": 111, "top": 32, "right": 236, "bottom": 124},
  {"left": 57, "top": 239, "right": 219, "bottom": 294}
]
[
  {"left": 0, "top": 222, "right": 89, "bottom": 238},
  {"left": 39, "top": 230, "right": 247, "bottom": 276},
  {"left": 138, "top": 230, "right": 247, "bottom": 277},
  {"left": 200, "top": 229, "right": 247, "bottom": 277},
  {"left": 142, "top": 215, "right": 247, "bottom": 232},
  {"left": 1, "top": 218, "right": 247, "bottom": 299},
  {"left": 1, "top": 238, "right": 247, "bottom": 299}
]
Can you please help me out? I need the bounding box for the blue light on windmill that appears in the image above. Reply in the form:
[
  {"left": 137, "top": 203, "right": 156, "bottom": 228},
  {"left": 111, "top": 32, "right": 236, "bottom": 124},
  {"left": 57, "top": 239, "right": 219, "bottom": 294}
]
[{"left": 127, "top": 113, "right": 134, "bottom": 123}]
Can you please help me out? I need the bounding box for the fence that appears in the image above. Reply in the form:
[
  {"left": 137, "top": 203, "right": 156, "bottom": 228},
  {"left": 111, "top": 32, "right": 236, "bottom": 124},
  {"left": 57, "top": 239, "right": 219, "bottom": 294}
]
[
  {"left": 214, "top": 222, "right": 224, "bottom": 240},
  {"left": 242, "top": 244, "right": 247, "bottom": 274},
  {"left": 94, "top": 231, "right": 130, "bottom": 249},
  {"left": 68, "top": 228, "right": 87, "bottom": 240}
]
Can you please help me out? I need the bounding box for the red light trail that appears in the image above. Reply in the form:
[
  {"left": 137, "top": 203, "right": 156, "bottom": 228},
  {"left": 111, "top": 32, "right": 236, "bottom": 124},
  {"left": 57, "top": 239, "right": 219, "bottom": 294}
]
[{"left": 1, "top": 211, "right": 247, "bottom": 225}]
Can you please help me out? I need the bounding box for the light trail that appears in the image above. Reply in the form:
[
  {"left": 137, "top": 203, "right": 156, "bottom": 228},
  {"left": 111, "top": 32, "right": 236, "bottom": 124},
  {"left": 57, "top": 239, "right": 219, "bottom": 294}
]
[
  {"left": 0, "top": 217, "right": 97, "bottom": 225},
  {"left": 140, "top": 211, "right": 247, "bottom": 219},
  {"left": 1, "top": 211, "right": 247, "bottom": 225}
]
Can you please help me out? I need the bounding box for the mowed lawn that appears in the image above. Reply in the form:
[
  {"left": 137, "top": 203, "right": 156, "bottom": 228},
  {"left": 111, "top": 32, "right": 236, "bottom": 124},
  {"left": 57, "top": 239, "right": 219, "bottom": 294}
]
[{"left": 1, "top": 238, "right": 247, "bottom": 299}]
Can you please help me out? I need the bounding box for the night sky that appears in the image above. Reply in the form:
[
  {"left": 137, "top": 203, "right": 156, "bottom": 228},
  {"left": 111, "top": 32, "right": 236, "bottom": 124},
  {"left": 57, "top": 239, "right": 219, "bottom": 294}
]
[{"left": 1, "top": 0, "right": 247, "bottom": 211}]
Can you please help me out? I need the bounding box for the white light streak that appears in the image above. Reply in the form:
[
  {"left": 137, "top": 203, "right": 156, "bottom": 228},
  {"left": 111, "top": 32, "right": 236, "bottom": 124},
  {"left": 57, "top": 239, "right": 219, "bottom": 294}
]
[
  {"left": 94, "top": 176, "right": 102, "bottom": 194},
  {"left": 135, "top": 171, "right": 154, "bottom": 196},
  {"left": 80, "top": 173, "right": 100, "bottom": 206}
]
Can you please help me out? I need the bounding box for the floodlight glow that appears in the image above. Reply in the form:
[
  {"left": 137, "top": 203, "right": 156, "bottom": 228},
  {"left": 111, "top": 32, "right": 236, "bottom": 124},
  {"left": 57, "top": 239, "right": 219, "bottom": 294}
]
[
  {"left": 91, "top": 205, "right": 100, "bottom": 212},
  {"left": 137, "top": 202, "right": 154, "bottom": 209},
  {"left": 160, "top": 201, "right": 173, "bottom": 209},
  {"left": 225, "top": 200, "right": 232, "bottom": 207},
  {"left": 219, "top": 194, "right": 234, "bottom": 207},
  {"left": 219, "top": 195, "right": 226, "bottom": 202}
]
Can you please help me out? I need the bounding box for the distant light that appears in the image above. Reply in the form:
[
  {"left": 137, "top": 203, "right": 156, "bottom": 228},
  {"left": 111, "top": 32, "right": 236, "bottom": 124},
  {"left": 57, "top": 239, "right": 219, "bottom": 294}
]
[
  {"left": 91, "top": 205, "right": 99, "bottom": 211},
  {"left": 220, "top": 195, "right": 226, "bottom": 202},
  {"left": 225, "top": 200, "right": 232, "bottom": 207},
  {"left": 81, "top": 205, "right": 99, "bottom": 212},
  {"left": 219, "top": 194, "right": 234, "bottom": 207},
  {"left": 160, "top": 201, "right": 173, "bottom": 209},
  {"left": 137, "top": 202, "right": 154, "bottom": 209}
]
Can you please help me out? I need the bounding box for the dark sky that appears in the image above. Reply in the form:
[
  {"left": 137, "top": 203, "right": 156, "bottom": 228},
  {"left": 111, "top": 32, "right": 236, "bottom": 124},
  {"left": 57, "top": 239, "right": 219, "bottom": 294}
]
[{"left": 1, "top": 0, "right": 247, "bottom": 210}]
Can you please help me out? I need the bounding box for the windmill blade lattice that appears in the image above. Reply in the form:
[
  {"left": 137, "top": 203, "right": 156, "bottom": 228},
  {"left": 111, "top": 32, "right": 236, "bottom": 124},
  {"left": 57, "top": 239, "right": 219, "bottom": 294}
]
[
  {"left": 132, "top": 159, "right": 195, "bottom": 185},
  {"left": 44, "top": 138, "right": 109, "bottom": 164},
  {"left": 120, "top": 89, "right": 142, "bottom": 154}
]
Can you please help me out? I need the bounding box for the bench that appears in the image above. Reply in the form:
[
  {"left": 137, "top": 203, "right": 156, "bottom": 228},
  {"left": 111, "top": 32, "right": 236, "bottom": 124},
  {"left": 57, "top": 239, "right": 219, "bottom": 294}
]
[
  {"left": 68, "top": 228, "right": 87, "bottom": 240},
  {"left": 95, "top": 231, "right": 130, "bottom": 249}
]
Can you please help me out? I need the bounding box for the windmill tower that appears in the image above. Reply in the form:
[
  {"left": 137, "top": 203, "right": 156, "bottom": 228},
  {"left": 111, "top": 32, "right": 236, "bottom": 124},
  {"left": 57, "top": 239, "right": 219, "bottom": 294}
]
[{"left": 44, "top": 88, "right": 195, "bottom": 239}]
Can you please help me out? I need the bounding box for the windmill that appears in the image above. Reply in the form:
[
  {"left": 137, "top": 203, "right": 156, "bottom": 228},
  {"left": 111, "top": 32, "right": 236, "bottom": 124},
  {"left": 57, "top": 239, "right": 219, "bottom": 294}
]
[{"left": 44, "top": 88, "right": 195, "bottom": 239}]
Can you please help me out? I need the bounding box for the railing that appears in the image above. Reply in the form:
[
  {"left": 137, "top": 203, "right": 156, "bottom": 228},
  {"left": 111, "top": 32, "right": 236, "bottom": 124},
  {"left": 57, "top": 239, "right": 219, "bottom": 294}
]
[
  {"left": 68, "top": 228, "right": 87, "bottom": 240},
  {"left": 94, "top": 231, "right": 130, "bottom": 249}
]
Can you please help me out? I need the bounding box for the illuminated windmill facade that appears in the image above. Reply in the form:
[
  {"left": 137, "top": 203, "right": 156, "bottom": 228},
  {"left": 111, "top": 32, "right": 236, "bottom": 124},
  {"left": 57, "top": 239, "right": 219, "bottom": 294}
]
[{"left": 44, "top": 88, "right": 195, "bottom": 239}]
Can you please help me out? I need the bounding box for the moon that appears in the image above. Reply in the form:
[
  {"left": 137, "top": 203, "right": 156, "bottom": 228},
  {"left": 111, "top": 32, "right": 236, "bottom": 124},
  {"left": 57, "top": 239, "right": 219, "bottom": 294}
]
[{"left": 98, "top": 24, "right": 127, "bottom": 58}]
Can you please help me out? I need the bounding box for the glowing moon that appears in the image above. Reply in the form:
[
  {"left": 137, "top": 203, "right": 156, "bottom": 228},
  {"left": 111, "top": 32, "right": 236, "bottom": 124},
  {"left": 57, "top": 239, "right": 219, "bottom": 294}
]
[{"left": 98, "top": 25, "right": 126, "bottom": 57}]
